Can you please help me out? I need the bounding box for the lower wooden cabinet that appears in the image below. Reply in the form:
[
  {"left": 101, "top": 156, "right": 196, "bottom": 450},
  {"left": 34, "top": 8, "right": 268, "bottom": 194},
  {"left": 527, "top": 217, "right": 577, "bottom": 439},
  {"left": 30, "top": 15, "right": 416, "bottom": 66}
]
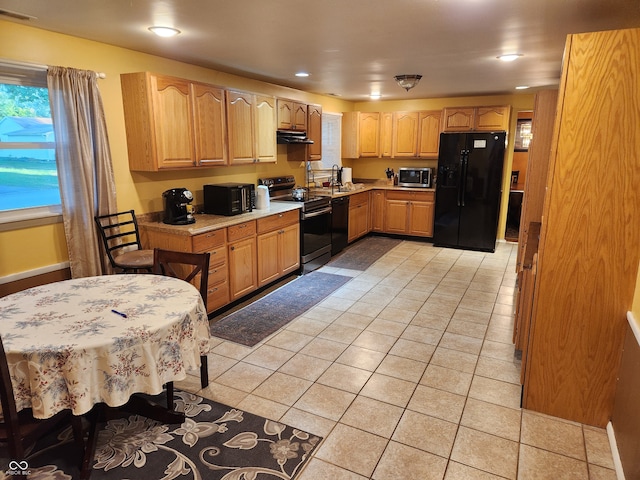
[
  {"left": 348, "top": 192, "right": 370, "bottom": 242},
  {"left": 227, "top": 221, "right": 257, "bottom": 301},
  {"left": 142, "top": 211, "right": 300, "bottom": 313},
  {"left": 384, "top": 190, "right": 434, "bottom": 237},
  {"left": 370, "top": 190, "right": 385, "bottom": 232},
  {"left": 257, "top": 210, "right": 300, "bottom": 286}
]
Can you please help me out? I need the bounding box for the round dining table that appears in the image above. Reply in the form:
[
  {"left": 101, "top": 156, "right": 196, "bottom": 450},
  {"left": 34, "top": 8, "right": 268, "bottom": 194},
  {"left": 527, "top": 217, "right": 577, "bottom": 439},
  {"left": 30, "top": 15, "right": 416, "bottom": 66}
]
[{"left": 0, "top": 274, "right": 211, "bottom": 420}]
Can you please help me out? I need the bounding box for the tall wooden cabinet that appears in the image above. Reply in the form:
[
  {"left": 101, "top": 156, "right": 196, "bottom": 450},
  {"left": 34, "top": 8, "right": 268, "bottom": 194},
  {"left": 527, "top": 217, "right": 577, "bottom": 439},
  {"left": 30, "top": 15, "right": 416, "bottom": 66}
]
[
  {"left": 522, "top": 28, "right": 640, "bottom": 427},
  {"left": 121, "top": 72, "right": 227, "bottom": 170}
]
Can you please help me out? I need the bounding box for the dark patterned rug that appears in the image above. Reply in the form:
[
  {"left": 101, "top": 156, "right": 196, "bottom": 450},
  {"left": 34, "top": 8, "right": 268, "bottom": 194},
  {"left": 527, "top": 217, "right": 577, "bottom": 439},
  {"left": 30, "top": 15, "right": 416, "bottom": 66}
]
[
  {"left": 210, "top": 272, "right": 351, "bottom": 347},
  {"left": 3, "top": 390, "right": 321, "bottom": 480},
  {"left": 328, "top": 235, "right": 402, "bottom": 270}
]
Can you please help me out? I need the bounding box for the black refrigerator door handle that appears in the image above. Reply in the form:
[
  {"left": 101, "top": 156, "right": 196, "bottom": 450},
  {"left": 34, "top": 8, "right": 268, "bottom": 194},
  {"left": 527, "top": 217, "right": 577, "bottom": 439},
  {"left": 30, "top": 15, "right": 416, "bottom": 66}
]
[
  {"left": 457, "top": 151, "right": 464, "bottom": 207},
  {"left": 460, "top": 150, "right": 469, "bottom": 207}
]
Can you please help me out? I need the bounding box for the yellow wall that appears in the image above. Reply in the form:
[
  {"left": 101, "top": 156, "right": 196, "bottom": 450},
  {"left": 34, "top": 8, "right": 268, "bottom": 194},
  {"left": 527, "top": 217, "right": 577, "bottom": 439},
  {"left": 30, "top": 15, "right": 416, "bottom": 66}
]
[{"left": 0, "top": 20, "right": 535, "bottom": 278}]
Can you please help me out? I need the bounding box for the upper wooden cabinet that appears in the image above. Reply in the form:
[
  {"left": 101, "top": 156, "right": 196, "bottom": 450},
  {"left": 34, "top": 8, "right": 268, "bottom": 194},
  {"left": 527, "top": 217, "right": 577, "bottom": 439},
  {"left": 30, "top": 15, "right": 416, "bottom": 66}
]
[
  {"left": 343, "top": 110, "right": 441, "bottom": 159},
  {"left": 392, "top": 112, "right": 419, "bottom": 157},
  {"left": 227, "top": 91, "right": 277, "bottom": 164},
  {"left": 121, "top": 72, "right": 228, "bottom": 171},
  {"left": 277, "top": 99, "right": 307, "bottom": 130},
  {"left": 417, "top": 110, "right": 442, "bottom": 158},
  {"left": 307, "top": 104, "right": 322, "bottom": 160},
  {"left": 442, "top": 106, "right": 510, "bottom": 132}
]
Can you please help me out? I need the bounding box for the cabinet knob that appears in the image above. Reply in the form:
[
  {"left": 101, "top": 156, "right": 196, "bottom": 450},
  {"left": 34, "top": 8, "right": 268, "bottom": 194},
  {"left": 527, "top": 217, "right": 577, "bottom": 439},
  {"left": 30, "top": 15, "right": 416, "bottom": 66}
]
[{"left": 230, "top": 246, "right": 235, "bottom": 251}]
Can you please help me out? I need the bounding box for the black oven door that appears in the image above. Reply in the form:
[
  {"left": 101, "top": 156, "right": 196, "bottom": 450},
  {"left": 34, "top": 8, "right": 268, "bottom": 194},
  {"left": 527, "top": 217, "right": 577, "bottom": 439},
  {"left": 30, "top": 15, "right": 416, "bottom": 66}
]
[{"left": 300, "top": 206, "right": 332, "bottom": 263}]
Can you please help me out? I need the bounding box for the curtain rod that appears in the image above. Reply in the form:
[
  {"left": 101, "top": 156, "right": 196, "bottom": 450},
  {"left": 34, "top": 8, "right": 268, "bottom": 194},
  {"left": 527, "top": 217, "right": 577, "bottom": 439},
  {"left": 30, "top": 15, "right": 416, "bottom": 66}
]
[{"left": 0, "top": 58, "right": 106, "bottom": 78}]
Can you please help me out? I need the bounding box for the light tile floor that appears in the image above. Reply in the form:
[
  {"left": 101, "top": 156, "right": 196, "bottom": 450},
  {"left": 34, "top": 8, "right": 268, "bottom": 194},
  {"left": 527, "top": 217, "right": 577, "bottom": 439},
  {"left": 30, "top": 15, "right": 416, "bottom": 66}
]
[{"left": 176, "top": 240, "right": 617, "bottom": 480}]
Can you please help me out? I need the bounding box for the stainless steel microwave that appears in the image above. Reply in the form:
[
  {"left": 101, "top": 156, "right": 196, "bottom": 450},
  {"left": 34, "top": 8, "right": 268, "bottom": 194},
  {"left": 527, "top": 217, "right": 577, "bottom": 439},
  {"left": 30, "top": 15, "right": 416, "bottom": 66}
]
[
  {"left": 398, "top": 167, "right": 433, "bottom": 188},
  {"left": 203, "top": 183, "right": 255, "bottom": 216}
]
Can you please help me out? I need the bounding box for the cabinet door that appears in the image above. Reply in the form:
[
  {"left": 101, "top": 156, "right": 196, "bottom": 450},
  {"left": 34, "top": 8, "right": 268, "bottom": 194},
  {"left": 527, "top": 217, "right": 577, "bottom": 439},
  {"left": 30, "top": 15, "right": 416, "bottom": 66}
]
[
  {"left": 293, "top": 103, "right": 308, "bottom": 130},
  {"left": 228, "top": 236, "right": 257, "bottom": 300},
  {"left": 359, "top": 112, "right": 380, "bottom": 157},
  {"left": 418, "top": 110, "right": 441, "bottom": 158},
  {"left": 255, "top": 95, "right": 277, "bottom": 163},
  {"left": 370, "top": 190, "right": 385, "bottom": 231},
  {"left": 475, "top": 106, "right": 510, "bottom": 131},
  {"left": 280, "top": 223, "right": 300, "bottom": 275},
  {"left": 307, "top": 104, "right": 322, "bottom": 160},
  {"left": 409, "top": 200, "right": 434, "bottom": 237},
  {"left": 192, "top": 83, "right": 227, "bottom": 166},
  {"left": 379, "top": 112, "right": 393, "bottom": 158},
  {"left": 442, "top": 108, "right": 474, "bottom": 132},
  {"left": 257, "top": 230, "right": 280, "bottom": 286},
  {"left": 392, "top": 112, "right": 419, "bottom": 157},
  {"left": 348, "top": 195, "right": 369, "bottom": 242},
  {"left": 227, "top": 91, "right": 256, "bottom": 164},
  {"left": 384, "top": 200, "right": 409, "bottom": 234},
  {"left": 153, "top": 75, "right": 195, "bottom": 168},
  {"left": 277, "top": 100, "right": 294, "bottom": 129}
]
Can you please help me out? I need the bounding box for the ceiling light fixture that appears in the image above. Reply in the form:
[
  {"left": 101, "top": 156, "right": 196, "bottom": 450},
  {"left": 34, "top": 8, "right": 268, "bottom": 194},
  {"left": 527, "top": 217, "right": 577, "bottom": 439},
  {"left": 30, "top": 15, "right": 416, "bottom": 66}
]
[
  {"left": 370, "top": 93, "right": 381, "bottom": 100},
  {"left": 394, "top": 74, "right": 422, "bottom": 92},
  {"left": 295, "top": 72, "right": 310, "bottom": 78},
  {"left": 148, "top": 26, "right": 181, "bottom": 37},
  {"left": 515, "top": 85, "right": 530, "bottom": 90},
  {"left": 497, "top": 54, "right": 523, "bottom": 62}
]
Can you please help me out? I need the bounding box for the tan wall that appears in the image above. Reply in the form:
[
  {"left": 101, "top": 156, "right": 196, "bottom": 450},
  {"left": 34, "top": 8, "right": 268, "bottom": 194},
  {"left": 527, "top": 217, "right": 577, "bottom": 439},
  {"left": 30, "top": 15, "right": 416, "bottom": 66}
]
[{"left": 0, "top": 19, "right": 535, "bottom": 278}]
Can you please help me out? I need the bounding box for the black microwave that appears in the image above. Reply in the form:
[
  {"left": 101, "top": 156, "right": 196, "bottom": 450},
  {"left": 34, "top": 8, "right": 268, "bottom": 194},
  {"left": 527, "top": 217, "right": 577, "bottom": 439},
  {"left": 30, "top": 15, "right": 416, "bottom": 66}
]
[
  {"left": 398, "top": 167, "right": 433, "bottom": 188},
  {"left": 203, "top": 183, "right": 255, "bottom": 216}
]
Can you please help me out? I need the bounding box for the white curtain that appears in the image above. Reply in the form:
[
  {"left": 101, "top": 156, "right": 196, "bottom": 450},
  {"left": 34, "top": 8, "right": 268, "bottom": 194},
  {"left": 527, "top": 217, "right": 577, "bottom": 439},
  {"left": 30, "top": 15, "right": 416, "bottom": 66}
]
[{"left": 47, "top": 66, "right": 117, "bottom": 278}]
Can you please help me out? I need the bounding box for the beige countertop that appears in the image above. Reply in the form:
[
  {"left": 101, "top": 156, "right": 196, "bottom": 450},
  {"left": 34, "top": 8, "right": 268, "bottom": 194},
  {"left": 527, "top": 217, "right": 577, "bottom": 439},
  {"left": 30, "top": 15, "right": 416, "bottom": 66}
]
[
  {"left": 311, "top": 183, "right": 435, "bottom": 198},
  {"left": 138, "top": 202, "right": 301, "bottom": 236}
]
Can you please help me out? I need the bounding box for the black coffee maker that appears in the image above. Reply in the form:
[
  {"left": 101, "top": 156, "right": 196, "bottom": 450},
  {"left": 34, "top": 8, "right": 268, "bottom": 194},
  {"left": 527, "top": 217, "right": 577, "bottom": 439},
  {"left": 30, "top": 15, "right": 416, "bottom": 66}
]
[{"left": 162, "top": 188, "right": 195, "bottom": 225}]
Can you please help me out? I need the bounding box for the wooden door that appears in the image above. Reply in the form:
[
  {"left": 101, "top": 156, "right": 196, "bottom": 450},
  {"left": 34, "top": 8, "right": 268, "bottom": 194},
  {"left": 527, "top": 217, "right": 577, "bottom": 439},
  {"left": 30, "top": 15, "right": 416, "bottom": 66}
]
[
  {"left": 257, "top": 230, "right": 280, "bottom": 286},
  {"left": 409, "top": 199, "right": 434, "bottom": 237},
  {"left": 254, "top": 95, "right": 277, "bottom": 163},
  {"left": 370, "top": 190, "right": 385, "bottom": 231},
  {"left": 280, "top": 223, "right": 300, "bottom": 275},
  {"left": 227, "top": 91, "right": 255, "bottom": 164},
  {"left": 277, "top": 100, "right": 294, "bottom": 129},
  {"left": 384, "top": 200, "right": 409, "bottom": 234},
  {"left": 307, "top": 104, "right": 322, "bottom": 160},
  {"left": 379, "top": 112, "right": 393, "bottom": 158},
  {"left": 152, "top": 75, "right": 195, "bottom": 168},
  {"left": 359, "top": 112, "right": 380, "bottom": 157},
  {"left": 292, "top": 103, "right": 308, "bottom": 130},
  {"left": 418, "top": 110, "right": 441, "bottom": 158},
  {"left": 442, "top": 107, "right": 474, "bottom": 132},
  {"left": 475, "top": 106, "right": 510, "bottom": 131},
  {"left": 228, "top": 237, "right": 257, "bottom": 300},
  {"left": 392, "top": 112, "right": 419, "bottom": 157},
  {"left": 192, "top": 83, "right": 227, "bottom": 166}
]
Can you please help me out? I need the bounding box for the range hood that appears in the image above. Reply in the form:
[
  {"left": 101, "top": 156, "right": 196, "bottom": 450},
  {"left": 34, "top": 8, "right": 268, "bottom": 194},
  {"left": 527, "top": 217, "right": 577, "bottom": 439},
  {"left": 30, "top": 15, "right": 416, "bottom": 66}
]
[{"left": 277, "top": 129, "right": 314, "bottom": 144}]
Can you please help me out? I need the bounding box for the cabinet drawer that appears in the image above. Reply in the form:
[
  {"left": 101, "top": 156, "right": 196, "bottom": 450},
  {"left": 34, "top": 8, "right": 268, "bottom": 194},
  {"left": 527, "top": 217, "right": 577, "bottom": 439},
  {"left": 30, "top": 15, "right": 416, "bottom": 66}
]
[
  {"left": 257, "top": 210, "right": 299, "bottom": 234},
  {"left": 192, "top": 229, "right": 226, "bottom": 252},
  {"left": 227, "top": 221, "right": 257, "bottom": 242},
  {"left": 386, "top": 190, "right": 434, "bottom": 201},
  {"left": 350, "top": 192, "right": 369, "bottom": 206},
  {"left": 208, "top": 262, "right": 227, "bottom": 284},
  {"left": 207, "top": 281, "right": 229, "bottom": 312},
  {"left": 207, "top": 246, "right": 227, "bottom": 267}
]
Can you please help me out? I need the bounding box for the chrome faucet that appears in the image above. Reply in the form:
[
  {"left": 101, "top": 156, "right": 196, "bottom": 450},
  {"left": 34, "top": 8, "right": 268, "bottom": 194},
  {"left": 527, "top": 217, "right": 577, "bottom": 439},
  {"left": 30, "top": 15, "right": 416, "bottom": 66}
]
[{"left": 331, "top": 164, "right": 341, "bottom": 194}]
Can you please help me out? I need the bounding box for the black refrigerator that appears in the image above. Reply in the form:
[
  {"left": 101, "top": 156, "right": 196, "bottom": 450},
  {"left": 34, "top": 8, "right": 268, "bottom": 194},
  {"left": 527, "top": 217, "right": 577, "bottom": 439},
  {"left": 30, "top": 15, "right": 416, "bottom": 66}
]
[{"left": 433, "top": 131, "right": 506, "bottom": 252}]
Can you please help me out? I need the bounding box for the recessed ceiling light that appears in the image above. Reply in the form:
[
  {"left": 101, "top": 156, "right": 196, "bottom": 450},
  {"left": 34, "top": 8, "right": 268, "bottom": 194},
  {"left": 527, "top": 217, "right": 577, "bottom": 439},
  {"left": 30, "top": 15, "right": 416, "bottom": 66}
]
[
  {"left": 370, "top": 93, "right": 381, "bottom": 100},
  {"left": 515, "top": 85, "right": 530, "bottom": 90},
  {"left": 148, "top": 26, "right": 181, "bottom": 37},
  {"left": 497, "top": 54, "right": 523, "bottom": 62},
  {"left": 295, "top": 72, "right": 310, "bottom": 77}
]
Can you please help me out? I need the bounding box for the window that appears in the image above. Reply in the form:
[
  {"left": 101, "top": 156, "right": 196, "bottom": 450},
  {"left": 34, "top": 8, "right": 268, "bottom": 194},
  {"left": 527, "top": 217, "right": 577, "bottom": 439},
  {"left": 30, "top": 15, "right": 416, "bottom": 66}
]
[
  {"left": 319, "top": 112, "right": 342, "bottom": 169},
  {"left": 0, "top": 61, "right": 60, "bottom": 223}
]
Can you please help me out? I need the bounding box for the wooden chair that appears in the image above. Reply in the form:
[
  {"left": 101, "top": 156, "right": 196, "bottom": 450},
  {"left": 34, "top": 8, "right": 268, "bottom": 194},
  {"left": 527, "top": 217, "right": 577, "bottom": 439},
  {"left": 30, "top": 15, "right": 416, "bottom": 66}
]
[
  {"left": 0, "top": 336, "right": 83, "bottom": 479},
  {"left": 94, "top": 210, "right": 154, "bottom": 273},
  {"left": 153, "top": 248, "right": 211, "bottom": 402}
]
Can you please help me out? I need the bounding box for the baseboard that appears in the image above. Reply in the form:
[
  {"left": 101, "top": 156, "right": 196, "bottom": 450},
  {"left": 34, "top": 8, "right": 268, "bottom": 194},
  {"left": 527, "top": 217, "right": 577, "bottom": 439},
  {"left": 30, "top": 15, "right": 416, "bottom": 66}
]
[{"left": 607, "top": 421, "right": 626, "bottom": 480}]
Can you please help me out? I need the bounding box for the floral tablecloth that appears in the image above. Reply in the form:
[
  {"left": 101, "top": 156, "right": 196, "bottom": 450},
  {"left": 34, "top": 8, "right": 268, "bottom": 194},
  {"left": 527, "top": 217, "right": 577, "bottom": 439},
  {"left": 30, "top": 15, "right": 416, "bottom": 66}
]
[{"left": 0, "top": 274, "right": 210, "bottom": 419}]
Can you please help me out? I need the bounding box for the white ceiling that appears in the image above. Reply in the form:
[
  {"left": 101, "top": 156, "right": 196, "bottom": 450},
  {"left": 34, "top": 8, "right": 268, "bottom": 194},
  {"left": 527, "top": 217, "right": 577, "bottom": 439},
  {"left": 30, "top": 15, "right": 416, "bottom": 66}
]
[{"left": 1, "top": 0, "right": 639, "bottom": 101}]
